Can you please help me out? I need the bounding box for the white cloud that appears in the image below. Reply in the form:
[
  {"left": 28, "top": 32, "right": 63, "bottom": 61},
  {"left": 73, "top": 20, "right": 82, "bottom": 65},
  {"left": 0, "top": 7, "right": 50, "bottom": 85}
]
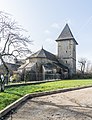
[
  {"left": 51, "top": 23, "right": 60, "bottom": 29},
  {"left": 45, "top": 38, "right": 53, "bottom": 43},
  {"left": 44, "top": 30, "right": 51, "bottom": 34}
]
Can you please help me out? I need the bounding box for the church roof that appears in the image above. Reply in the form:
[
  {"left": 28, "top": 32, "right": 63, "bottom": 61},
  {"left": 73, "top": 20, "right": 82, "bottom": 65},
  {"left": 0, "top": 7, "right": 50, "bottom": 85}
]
[
  {"left": 28, "top": 48, "right": 58, "bottom": 62},
  {"left": 56, "top": 24, "right": 78, "bottom": 45}
]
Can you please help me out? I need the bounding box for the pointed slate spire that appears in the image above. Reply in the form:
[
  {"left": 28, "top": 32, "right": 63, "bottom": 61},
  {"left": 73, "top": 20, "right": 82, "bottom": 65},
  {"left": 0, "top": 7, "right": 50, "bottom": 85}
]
[{"left": 56, "top": 24, "right": 78, "bottom": 45}]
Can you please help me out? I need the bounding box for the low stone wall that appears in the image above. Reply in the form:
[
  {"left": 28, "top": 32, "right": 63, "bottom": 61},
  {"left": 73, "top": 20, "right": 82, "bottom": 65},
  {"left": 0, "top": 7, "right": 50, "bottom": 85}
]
[
  {"left": 1, "top": 85, "right": 92, "bottom": 119},
  {"left": 5, "top": 79, "right": 61, "bottom": 88}
]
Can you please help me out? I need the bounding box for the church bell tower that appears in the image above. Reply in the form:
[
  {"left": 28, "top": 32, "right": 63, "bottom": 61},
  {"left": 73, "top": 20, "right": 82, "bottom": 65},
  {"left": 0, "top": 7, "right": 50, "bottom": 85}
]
[{"left": 56, "top": 24, "right": 78, "bottom": 76}]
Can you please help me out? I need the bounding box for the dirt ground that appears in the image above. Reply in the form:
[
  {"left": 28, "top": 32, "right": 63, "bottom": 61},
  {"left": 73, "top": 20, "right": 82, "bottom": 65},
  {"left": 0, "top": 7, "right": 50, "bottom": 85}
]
[{"left": 5, "top": 87, "right": 92, "bottom": 120}]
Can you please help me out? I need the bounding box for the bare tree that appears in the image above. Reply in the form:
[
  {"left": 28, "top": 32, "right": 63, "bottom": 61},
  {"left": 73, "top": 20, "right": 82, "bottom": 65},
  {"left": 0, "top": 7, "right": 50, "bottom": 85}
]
[
  {"left": 86, "top": 60, "right": 91, "bottom": 73},
  {"left": 78, "top": 58, "right": 86, "bottom": 74},
  {"left": 89, "top": 65, "right": 92, "bottom": 73},
  {"left": 0, "top": 11, "right": 32, "bottom": 84}
]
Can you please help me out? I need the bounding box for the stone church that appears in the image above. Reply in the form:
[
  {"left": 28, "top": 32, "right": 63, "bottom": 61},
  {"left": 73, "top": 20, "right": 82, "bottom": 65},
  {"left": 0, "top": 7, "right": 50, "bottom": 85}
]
[{"left": 18, "top": 24, "right": 78, "bottom": 80}]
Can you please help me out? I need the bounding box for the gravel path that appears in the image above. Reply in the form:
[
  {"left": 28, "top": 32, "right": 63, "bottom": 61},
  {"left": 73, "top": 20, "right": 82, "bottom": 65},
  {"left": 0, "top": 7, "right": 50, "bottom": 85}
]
[{"left": 5, "top": 87, "right": 92, "bottom": 120}]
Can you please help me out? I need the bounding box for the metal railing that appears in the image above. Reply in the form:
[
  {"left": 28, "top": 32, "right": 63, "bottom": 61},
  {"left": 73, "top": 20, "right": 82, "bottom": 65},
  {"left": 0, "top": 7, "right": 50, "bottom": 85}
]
[
  {"left": 23, "top": 73, "right": 62, "bottom": 81},
  {"left": 9, "top": 72, "right": 63, "bottom": 83}
]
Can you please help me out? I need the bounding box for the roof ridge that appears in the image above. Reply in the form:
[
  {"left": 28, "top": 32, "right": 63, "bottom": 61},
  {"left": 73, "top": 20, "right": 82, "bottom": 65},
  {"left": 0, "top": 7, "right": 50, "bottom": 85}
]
[
  {"left": 27, "top": 48, "right": 58, "bottom": 62},
  {"left": 38, "top": 48, "right": 47, "bottom": 57}
]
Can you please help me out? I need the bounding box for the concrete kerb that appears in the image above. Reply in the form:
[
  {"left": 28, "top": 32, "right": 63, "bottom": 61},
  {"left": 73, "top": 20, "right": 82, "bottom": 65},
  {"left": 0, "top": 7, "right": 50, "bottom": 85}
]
[
  {"left": 1, "top": 85, "right": 92, "bottom": 119},
  {"left": 0, "top": 94, "right": 29, "bottom": 118}
]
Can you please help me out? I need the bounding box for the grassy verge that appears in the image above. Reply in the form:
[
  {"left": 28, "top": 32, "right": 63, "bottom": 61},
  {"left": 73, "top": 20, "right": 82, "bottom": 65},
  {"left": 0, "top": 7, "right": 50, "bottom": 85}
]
[{"left": 0, "top": 79, "right": 92, "bottom": 110}]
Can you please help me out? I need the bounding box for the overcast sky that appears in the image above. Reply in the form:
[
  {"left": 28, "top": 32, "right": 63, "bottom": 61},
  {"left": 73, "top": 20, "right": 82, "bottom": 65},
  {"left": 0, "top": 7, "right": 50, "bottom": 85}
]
[{"left": 0, "top": 0, "right": 92, "bottom": 66}]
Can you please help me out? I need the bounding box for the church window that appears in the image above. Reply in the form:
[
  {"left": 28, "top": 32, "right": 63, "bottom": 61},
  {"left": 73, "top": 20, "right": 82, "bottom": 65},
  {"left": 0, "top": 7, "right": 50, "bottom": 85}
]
[
  {"left": 66, "top": 61, "right": 67, "bottom": 63},
  {"left": 73, "top": 47, "right": 75, "bottom": 51},
  {"left": 66, "top": 51, "right": 67, "bottom": 53}
]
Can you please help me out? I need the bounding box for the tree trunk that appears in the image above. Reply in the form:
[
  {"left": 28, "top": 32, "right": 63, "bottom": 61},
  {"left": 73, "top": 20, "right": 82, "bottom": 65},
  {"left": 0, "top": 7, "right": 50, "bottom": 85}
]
[{"left": 0, "top": 54, "right": 9, "bottom": 84}]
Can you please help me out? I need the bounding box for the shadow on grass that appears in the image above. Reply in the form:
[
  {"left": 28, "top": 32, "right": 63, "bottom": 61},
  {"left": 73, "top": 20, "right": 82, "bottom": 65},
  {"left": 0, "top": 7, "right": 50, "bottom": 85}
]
[{"left": 4, "top": 91, "right": 23, "bottom": 97}]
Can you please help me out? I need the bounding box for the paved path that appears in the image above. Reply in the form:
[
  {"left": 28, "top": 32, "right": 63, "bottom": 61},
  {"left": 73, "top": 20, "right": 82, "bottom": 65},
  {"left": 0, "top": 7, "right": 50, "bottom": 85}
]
[{"left": 5, "top": 87, "right": 92, "bottom": 120}]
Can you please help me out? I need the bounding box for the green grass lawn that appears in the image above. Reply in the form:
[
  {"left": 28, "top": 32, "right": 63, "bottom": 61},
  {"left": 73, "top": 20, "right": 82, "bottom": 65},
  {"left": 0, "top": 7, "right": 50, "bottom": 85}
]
[{"left": 1, "top": 79, "right": 92, "bottom": 110}]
